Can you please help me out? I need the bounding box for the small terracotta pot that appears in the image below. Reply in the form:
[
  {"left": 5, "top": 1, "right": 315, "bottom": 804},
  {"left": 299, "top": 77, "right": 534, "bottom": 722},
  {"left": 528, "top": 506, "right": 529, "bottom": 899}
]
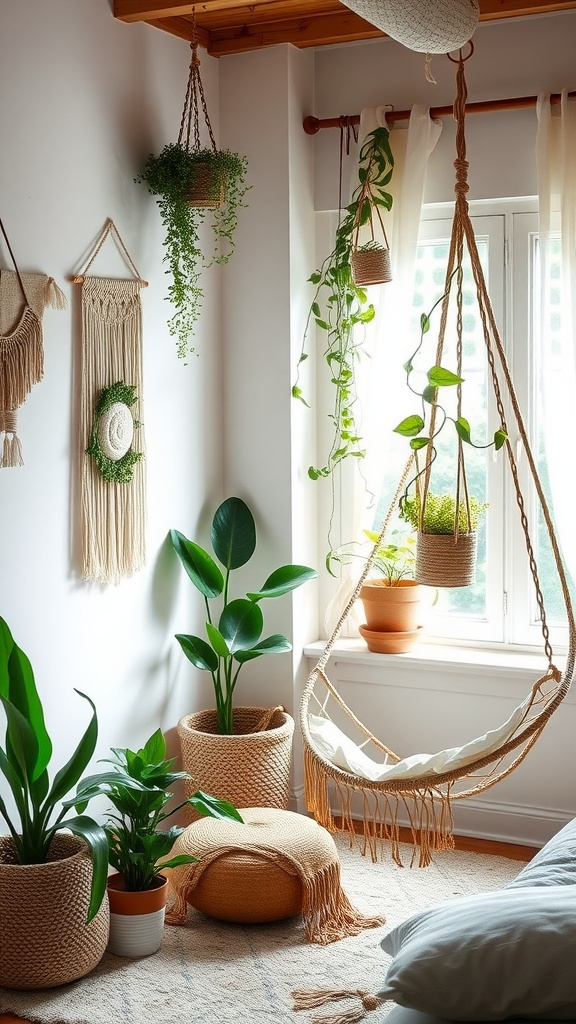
[
  {"left": 107, "top": 873, "right": 168, "bottom": 958},
  {"left": 359, "top": 578, "right": 424, "bottom": 633}
]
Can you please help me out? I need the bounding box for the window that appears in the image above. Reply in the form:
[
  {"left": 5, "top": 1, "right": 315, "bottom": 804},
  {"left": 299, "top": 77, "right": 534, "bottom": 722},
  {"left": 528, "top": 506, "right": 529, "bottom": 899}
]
[{"left": 318, "top": 198, "right": 572, "bottom": 653}]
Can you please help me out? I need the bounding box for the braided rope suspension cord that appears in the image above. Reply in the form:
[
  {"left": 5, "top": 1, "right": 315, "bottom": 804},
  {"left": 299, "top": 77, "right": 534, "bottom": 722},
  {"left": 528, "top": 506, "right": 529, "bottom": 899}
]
[{"left": 300, "top": 48, "right": 576, "bottom": 864}]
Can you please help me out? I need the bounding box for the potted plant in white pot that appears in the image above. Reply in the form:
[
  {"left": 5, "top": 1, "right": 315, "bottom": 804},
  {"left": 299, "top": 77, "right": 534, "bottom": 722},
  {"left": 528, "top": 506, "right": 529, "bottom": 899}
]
[
  {"left": 0, "top": 616, "right": 110, "bottom": 989},
  {"left": 72, "top": 727, "right": 242, "bottom": 958},
  {"left": 170, "top": 496, "right": 317, "bottom": 812}
]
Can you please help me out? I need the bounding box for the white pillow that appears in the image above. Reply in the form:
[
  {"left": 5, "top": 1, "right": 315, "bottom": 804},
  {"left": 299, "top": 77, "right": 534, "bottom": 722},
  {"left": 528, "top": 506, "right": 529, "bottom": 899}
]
[
  {"left": 308, "top": 692, "right": 532, "bottom": 782},
  {"left": 379, "top": 885, "right": 576, "bottom": 1021}
]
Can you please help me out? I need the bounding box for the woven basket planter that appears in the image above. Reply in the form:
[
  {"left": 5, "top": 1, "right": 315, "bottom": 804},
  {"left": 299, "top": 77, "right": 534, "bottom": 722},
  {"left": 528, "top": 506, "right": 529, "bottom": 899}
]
[
  {"left": 415, "top": 530, "right": 477, "bottom": 588},
  {"left": 0, "top": 833, "right": 109, "bottom": 989},
  {"left": 186, "top": 162, "right": 226, "bottom": 208},
  {"left": 178, "top": 706, "right": 294, "bottom": 819},
  {"left": 351, "top": 247, "right": 392, "bottom": 286}
]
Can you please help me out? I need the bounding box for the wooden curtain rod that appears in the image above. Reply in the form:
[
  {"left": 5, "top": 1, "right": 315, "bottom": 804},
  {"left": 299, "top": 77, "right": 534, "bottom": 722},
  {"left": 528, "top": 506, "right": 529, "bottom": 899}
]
[{"left": 303, "top": 91, "right": 574, "bottom": 134}]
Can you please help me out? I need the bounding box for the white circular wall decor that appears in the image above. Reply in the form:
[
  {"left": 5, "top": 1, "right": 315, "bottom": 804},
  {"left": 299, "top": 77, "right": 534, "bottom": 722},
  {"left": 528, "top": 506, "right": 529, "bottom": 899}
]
[
  {"left": 97, "top": 401, "right": 134, "bottom": 462},
  {"left": 341, "top": 0, "right": 479, "bottom": 54}
]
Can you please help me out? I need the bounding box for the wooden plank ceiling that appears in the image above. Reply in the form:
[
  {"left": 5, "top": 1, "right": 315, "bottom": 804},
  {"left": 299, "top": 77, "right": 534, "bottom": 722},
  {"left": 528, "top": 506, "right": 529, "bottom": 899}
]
[{"left": 114, "top": 0, "right": 576, "bottom": 57}]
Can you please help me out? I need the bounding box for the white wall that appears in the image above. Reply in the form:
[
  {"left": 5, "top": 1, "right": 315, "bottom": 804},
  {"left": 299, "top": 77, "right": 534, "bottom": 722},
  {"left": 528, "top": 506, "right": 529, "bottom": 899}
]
[{"left": 0, "top": 1, "right": 225, "bottom": 791}]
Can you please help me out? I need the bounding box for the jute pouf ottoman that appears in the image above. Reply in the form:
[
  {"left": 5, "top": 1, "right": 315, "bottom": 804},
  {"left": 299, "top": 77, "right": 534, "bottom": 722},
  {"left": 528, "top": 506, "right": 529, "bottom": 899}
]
[{"left": 164, "top": 807, "right": 384, "bottom": 945}]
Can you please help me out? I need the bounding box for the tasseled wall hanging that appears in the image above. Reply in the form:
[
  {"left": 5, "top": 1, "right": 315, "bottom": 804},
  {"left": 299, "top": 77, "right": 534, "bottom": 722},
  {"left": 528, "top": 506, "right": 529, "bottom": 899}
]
[
  {"left": 0, "top": 217, "right": 66, "bottom": 467},
  {"left": 73, "top": 219, "right": 147, "bottom": 585}
]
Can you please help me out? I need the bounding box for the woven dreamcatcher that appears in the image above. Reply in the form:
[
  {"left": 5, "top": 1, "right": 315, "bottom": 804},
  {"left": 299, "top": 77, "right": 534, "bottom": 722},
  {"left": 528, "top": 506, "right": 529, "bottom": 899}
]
[
  {"left": 0, "top": 217, "right": 66, "bottom": 467},
  {"left": 73, "top": 219, "right": 147, "bottom": 585}
]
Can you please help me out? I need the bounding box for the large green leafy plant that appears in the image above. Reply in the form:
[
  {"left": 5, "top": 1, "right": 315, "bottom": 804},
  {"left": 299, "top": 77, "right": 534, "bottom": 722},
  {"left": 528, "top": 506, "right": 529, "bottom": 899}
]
[
  {"left": 71, "top": 728, "right": 242, "bottom": 892},
  {"left": 170, "top": 496, "right": 317, "bottom": 735},
  {"left": 136, "top": 143, "right": 249, "bottom": 361},
  {"left": 0, "top": 617, "right": 109, "bottom": 922}
]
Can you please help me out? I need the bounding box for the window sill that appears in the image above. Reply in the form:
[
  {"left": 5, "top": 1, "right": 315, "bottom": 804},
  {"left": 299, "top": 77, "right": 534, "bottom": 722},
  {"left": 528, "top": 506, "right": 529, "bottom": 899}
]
[{"left": 303, "top": 638, "right": 565, "bottom": 682}]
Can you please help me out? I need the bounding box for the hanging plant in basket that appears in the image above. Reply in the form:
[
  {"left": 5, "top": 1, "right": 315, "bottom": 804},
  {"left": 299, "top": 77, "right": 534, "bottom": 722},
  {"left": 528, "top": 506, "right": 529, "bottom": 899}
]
[
  {"left": 293, "top": 124, "right": 394, "bottom": 490},
  {"left": 393, "top": 268, "right": 506, "bottom": 588},
  {"left": 136, "top": 37, "right": 249, "bottom": 361}
]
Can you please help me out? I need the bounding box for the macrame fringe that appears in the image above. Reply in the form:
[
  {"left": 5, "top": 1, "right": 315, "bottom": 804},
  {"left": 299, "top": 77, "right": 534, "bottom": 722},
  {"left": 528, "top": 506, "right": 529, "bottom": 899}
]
[
  {"left": 45, "top": 276, "right": 68, "bottom": 310},
  {"left": 300, "top": 857, "right": 384, "bottom": 944},
  {"left": 0, "top": 307, "right": 43, "bottom": 410},
  {"left": 292, "top": 989, "right": 386, "bottom": 1024},
  {"left": 1, "top": 430, "right": 24, "bottom": 468},
  {"left": 303, "top": 746, "right": 456, "bottom": 867}
]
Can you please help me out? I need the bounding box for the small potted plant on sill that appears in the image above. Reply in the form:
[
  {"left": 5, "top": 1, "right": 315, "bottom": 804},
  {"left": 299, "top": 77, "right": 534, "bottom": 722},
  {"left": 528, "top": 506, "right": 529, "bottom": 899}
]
[
  {"left": 0, "top": 617, "right": 110, "bottom": 989},
  {"left": 393, "top": 278, "right": 506, "bottom": 589},
  {"left": 357, "top": 532, "right": 427, "bottom": 654},
  {"left": 170, "top": 495, "right": 317, "bottom": 812},
  {"left": 71, "top": 727, "right": 242, "bottom": 958}
]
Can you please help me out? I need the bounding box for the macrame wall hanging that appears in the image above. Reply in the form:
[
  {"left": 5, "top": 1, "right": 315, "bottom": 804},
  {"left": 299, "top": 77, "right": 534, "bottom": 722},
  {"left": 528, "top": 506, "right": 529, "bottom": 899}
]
[
  {"left": 73, "top": 219, "right": 147, "bottom": 585},
  {"left": 0, "top": 217, "right": 66, "bottom": 467}
]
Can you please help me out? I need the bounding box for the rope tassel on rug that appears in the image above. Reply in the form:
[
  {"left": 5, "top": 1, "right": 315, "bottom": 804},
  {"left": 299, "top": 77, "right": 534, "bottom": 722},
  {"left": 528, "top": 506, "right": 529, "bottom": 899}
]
[{"left": 292, "top": 988, "right": 386, "bottom": 1024}]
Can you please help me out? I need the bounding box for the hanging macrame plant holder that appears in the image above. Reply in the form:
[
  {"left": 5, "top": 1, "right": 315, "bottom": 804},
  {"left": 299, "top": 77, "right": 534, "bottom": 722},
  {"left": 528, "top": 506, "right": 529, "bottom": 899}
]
[
  {"left": 406, "top": 45, "right": 490, "bottom": 590},
  {"left": 179, "top": 33, "right": 225, "bottom": 209},
  {"left": 340, "top": 0, "right": 479, "bottom": 54},
  {"left": 350, "top": 124, "right": 393, "bottom": 287},
  {"left": 0, "top": 218, "right": 66, "bottom": 468},
  {"left": 73, "top": 219, "right": 147, "bottom": 585}
]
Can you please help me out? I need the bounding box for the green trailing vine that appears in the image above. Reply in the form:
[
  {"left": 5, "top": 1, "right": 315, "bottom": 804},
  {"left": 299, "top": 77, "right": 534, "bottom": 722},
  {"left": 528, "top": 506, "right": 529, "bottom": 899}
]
[
  {"left": 293, "top": 125, "right": 394, "bottom": 482},
  {"left": 86, "top": 381, "right": 142, "bottom": 484},
  {"left": 136, "top": 144, "right": 249, "bottom": 361},
  {"left": 393, "top": 278, "right": 507, "bottom": 531}
]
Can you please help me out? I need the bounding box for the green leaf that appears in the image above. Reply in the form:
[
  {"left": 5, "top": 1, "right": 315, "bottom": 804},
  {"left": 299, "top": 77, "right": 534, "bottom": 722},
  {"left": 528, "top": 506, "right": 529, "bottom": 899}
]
[
  {"left": 170, "top": 530, "right": 223, "bottom": 599},
  {"left": 211, "top": 496, "right": 256, "bottom": 571},
  {"left": 234, "top": 634, "right": 292, "bottom": 663},
  {"left": 175, "top": 634, "right": 219, "bottom": 672},
  {"left": 247, "top": 565, "right": 317, "bottom": 601},
  {"left": 291, "top": 385, "right": 310, "bottom": 407},
  {"left": 403, "top": 359, "right": 413, "bottom": 374},
  {"left": 47, "top": 691, "right": 99, "bottom": 806},
  {"left": 427, "top": 366, "right": 464, "bottom": 387},
  {"left": 218, "top": 599, "right": 263, "bottom": 654},
  {"left": 420, "top": 313, "right": 430, "bottom": 334},
  {"left": 205, "top": 622, "right": 230, "bottom": 659},
  {"left": 314, "top": 318, "right": 330, "bottom": 331},
  {"left": 494, "top": 428, "right": 507, "bottom": 450},
  {"left": 188, "top": 790, "right": 243, "bottom": 822},
  {"left": 0, "top": 619, "right": 52, "bottom": 782},
  {"left": 455, "top": 416, "right": 472, "bottom": 443},
  {"left": 393, "top": 414, "right": 425, "bottom": 437},
  {"left": 308, "top": 272, "right": 321, "bottom": 285},
  {"left": 311, "top": 302, "right": 321, "bottom": 317},
  {"left": 410, "top": 437, "right": 431, "bottom": 450}
]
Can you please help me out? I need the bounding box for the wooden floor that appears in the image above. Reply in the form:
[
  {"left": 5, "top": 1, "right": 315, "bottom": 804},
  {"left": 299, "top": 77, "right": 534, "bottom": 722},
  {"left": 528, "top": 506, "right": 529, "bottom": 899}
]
[{"left": 0, "top": 831, "right": 535, "bottom": 1024}]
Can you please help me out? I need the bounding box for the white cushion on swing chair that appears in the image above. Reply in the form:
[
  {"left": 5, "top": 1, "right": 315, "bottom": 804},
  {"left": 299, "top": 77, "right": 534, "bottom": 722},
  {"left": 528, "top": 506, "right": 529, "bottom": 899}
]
[{"left": 308, "top": 691, "right": 532, "bottom": 783}]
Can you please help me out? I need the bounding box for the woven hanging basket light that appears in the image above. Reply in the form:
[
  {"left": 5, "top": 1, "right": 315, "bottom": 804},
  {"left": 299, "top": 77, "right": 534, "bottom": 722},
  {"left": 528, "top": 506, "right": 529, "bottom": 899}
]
[{"left": 341, "top": 0, "right": 479, "bottom": 54}]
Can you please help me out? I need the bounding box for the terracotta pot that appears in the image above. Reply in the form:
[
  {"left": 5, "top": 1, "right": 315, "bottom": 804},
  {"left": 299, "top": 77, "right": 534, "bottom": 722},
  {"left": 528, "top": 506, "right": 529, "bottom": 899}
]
[
  {"left": 106, "top": 872, "right": 168, "bottom": 958},
  {"left": 359, "top": 578, "right": 424, "bottom": 632},
  {"left": 415, "top": 531, "right": 477, "bottom": 588},
  {"left": 0, "top": 833, "right": 109, "bottom": 989},
  {"left": 358, "top": 623, "right": 423, "bottom": 654},
  {"left": 178, "top": 706, "right": 294, "bottom": 818}
]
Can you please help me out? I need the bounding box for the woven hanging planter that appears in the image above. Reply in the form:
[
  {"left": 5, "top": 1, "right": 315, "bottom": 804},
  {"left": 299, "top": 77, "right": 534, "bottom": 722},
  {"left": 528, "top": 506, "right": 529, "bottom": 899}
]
[
  {"left": 185, "top": 161, "right": 226, "bottom": 209},
  {"left": 351, "top": 246, "right": 392, "bottom": 286},
  {"left": 340, "top": 0, "right": 479, "bottom": 54},
  {"left": 178, "top": 706, "right": 294, "bottom": 818},
  {"left": 415, "top": 530, "right": 477, "bottom": 588},
  {"left": 0, "top": 833, "right": 109, "bottom": 989}
]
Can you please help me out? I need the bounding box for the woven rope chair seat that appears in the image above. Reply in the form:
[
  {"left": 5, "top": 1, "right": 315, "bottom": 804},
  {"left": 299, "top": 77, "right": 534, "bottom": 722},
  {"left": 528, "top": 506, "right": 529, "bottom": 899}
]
[{"left": 163, "top": 807, "right": 384, "bottom": 944}]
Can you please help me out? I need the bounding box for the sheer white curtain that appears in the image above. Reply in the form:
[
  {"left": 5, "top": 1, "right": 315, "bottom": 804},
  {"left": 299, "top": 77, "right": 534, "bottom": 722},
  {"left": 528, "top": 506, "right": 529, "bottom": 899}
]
[
  {"left": 325, "top": 106, "right": 442, "bottom": 636},
  {"left": 536, "top": 92, "right": 576, "bottom": 580}
]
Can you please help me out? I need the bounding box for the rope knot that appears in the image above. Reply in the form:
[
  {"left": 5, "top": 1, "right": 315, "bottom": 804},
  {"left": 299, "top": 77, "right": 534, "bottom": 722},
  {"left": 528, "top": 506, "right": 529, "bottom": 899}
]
[
  {"left": 454, "top": 158, "right": 469, "bottom": 195},
  {"left": 359, "top": 992, "right": 381, "bottom": 1012}
]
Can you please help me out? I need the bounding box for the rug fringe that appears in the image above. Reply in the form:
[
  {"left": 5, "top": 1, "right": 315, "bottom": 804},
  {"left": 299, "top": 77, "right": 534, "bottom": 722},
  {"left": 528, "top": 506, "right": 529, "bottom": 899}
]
[{"left": 292, "top": 988, "right": 385, "bottom": 1024}]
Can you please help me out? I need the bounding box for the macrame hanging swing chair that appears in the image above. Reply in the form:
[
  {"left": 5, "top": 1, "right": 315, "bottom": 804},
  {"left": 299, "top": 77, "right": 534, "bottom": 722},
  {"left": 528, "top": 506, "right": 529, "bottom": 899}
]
[{"left": 300, "top": 47, "right": 576, "bottom": 867}]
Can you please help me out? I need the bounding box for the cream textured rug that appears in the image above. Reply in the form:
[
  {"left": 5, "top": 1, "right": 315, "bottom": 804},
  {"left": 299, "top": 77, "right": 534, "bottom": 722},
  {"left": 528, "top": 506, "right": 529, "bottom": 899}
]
[{"left": 0, "top": 834, "right": 523, "bottom": 1024}]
